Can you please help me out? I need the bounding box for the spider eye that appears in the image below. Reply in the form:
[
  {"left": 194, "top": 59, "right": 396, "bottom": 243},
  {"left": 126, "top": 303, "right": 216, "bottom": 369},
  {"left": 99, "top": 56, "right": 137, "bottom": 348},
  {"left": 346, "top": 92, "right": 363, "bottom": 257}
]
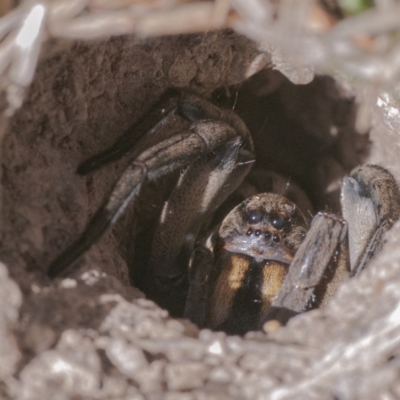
[
  {"left": 247, "top": 209, "right": 262, "bottom": 224},
  {"left": 271, "top": 214, "right": 285, "bottom": 230}
]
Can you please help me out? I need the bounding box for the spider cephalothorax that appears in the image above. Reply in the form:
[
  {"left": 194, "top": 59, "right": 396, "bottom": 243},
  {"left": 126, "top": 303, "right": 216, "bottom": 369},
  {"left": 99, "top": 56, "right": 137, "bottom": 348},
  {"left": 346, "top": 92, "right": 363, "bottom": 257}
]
[
  {"left": 48, "top": 91, "right": 400, "bottom": 335},
  {"left": 218, "top": 193, "right": 308, "bottom": 263}
]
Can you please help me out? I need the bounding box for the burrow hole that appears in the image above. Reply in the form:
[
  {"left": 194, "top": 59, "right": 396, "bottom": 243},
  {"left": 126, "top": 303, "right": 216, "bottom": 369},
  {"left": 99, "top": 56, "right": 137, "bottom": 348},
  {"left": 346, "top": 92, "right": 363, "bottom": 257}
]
[{"left": 123, "top": 69, "right": 370, "bottom": 331}]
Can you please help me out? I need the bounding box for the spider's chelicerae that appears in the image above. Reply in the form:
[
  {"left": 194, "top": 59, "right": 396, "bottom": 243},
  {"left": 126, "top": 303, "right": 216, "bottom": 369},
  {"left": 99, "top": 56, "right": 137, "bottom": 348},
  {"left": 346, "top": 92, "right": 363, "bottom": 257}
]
[{"left": 49, "top": 91, "right": 400, "bottom": 335}]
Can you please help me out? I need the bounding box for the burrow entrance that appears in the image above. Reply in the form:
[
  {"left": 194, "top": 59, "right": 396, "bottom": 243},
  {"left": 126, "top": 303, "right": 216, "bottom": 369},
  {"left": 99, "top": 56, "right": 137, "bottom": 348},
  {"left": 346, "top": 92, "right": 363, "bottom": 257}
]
[
  {"left": 128, "top": 70, "right": 370, "bottom": 326},
  {"left": 0, "top": 33, "right": 369, "bottom": 335}
]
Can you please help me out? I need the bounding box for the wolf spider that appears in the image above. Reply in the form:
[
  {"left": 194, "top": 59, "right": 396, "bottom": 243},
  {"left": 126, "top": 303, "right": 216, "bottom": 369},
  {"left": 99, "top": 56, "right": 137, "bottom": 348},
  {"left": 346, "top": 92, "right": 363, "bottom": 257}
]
[{"left": 48, "top": 90, "right": 400, "bottom": 335}]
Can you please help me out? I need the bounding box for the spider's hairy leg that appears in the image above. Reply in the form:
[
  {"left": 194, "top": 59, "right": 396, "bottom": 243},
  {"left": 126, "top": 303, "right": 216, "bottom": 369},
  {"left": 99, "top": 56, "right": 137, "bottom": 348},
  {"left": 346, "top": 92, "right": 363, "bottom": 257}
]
[
  {"left": 263, "top": 164, "right": 400, "bottom": 326},
  {"left": 77, "top": 91, "right": 253, "bottom": 175},
  {"left": 146, "top": 138, "right": 254, "bottom": 315},
  {"left": 48, "top": 119, "right": 239, "bottom": 278},
  {"left": 147, "top": 138, "right": 254, "bottom": 315},
  {"left": 150, "top": 140, "right": 253, "bottom": 279},
  {"left": 341, "top": 164, "right": 400, "bottom": 276},
  {"left": 263, "top": 213, "right": 348, "bottom": 325},
  {"left": 177, "top": 92, "right": 254, "bottom": 152},
  {"left": 78, "top": 91, "right": 182, "bottom": 174}
]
